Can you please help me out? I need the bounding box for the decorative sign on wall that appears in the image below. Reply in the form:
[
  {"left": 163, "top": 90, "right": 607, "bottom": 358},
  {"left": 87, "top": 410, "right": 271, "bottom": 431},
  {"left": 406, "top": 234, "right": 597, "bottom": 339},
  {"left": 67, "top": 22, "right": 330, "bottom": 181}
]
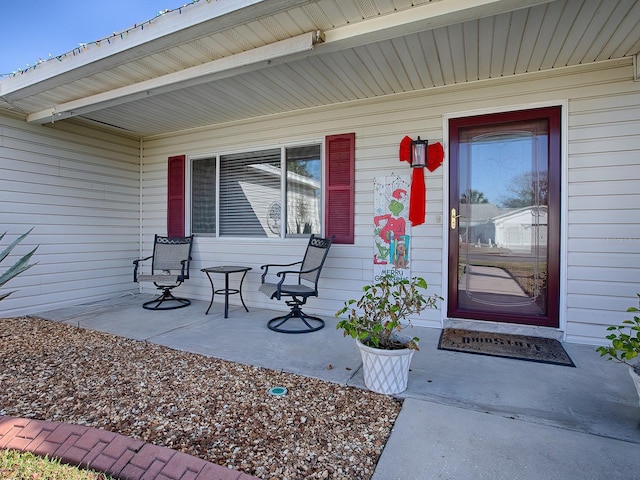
[{"left": 373, "top": 176, "right": 411, "bottom": 281}]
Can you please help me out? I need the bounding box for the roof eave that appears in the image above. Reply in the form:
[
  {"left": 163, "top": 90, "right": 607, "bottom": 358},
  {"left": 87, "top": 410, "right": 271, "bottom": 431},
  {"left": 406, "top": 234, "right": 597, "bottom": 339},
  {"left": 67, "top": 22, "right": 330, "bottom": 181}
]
[{"left": 0, "top": 0, "right": 310, "bottom": 101}]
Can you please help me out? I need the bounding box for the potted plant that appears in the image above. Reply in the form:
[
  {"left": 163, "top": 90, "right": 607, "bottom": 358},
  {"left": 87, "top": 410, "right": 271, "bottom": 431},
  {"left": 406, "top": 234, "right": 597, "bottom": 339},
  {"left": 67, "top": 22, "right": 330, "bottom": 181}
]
[
  {"left": 335, "top": 273, "right": 441, "bottom": 395},
  {"left": 596, "top": 294, "right": 640, "bottom": 406}
]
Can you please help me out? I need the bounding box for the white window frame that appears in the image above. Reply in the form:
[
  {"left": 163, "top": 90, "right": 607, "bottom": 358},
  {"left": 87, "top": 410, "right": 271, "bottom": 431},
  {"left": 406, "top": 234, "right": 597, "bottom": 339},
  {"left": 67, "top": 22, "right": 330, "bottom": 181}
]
[{"left": 186, "top": 139, "right": 324, "bottom": 239}]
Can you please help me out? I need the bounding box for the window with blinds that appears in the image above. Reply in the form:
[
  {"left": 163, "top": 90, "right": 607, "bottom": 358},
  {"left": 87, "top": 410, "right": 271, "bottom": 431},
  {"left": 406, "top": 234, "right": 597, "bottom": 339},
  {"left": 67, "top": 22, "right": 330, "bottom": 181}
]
[
  {"left": 190, "top": 144, "right": 321, "bottom": 238},
  {"left": 220, "top": 148, "right": 281, "bottom": 237}
]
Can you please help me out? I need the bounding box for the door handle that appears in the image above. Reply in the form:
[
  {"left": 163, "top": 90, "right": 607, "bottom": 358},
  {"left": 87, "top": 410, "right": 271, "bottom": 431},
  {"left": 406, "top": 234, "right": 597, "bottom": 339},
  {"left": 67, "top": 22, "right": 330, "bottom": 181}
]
[{"left": 450, "top": 208, "right": 462, "bottom": 229}]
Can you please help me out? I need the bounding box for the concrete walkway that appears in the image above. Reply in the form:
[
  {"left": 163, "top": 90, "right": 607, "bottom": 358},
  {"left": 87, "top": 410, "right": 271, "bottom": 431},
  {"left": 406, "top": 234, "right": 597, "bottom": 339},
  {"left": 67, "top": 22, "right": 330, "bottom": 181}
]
[{"left": 8, "top": 294, "right": 640, "bottom": 479}]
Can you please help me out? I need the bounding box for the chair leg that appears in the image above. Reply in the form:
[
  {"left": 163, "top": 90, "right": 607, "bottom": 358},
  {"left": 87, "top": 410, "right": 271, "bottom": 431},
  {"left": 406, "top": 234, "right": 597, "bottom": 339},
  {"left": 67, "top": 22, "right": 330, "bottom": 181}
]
[
  {"left": 267, "top": 299, "right": 325, "bottom": 333},
  {"left": 143, "top": 287, "right": 191, "bottom": 310}
]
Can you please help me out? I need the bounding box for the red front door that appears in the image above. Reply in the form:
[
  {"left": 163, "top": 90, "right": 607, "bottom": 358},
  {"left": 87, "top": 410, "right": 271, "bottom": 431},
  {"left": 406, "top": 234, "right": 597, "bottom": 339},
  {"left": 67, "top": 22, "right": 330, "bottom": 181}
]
[{"left": 448, "top": 107, "right": 561, "bottom": 327}]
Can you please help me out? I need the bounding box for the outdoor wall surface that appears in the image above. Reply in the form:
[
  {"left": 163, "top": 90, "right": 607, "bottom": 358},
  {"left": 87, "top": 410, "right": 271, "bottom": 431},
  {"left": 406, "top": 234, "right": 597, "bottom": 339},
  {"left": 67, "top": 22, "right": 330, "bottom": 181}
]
[
  {"left": 0, "top": 115, "right": 141, "bottom": 316},
  {"left": 141, "top": 58, "right": 640, "bottom": 344},
  {"left": 1, "top": 58, "right": 638, "bottom": 344}
]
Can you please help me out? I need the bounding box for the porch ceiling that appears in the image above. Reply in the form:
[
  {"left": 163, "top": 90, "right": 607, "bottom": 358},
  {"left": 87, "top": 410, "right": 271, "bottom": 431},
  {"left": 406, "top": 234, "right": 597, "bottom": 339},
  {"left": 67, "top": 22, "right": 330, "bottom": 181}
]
[{"left": 1, "top": 0, "right": 639, "bottom": 137}]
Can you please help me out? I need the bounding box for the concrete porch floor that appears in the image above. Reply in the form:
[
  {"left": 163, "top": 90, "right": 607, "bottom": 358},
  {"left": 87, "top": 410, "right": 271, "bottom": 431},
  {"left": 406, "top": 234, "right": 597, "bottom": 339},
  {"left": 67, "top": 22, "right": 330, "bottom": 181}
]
[{"left": 34, "top": 293, "right": 640, "bottom": 480}]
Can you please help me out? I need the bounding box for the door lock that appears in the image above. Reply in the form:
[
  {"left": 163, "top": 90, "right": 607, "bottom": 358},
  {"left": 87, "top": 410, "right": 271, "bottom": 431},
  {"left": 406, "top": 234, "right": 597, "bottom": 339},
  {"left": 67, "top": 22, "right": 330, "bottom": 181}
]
[{"left": 450, "top": 208, "right": 462, "bottom": 229}]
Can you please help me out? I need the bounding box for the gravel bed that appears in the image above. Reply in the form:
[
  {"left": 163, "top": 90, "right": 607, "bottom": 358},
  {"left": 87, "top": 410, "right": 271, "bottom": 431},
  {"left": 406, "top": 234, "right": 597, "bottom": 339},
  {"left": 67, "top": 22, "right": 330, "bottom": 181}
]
[{"left": 0, "top": 316, "right": 402, "bottom": 480}]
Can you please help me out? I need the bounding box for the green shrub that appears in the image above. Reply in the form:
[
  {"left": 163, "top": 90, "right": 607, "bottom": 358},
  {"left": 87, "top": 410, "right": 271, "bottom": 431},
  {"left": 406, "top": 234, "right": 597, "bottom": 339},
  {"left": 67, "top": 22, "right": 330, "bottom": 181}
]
[
  {"left": 596, "top": 294, "right": 640, "bottom": 374},
  {"left": 336, "top": 274, "right": 441, "bottom": 350}
]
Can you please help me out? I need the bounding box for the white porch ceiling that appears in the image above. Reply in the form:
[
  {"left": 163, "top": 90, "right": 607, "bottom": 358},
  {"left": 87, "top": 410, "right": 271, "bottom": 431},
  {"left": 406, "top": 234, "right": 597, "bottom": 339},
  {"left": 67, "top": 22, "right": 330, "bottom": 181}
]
[{"left": 1, "top": 0, "right": 639, "bottom": 137}]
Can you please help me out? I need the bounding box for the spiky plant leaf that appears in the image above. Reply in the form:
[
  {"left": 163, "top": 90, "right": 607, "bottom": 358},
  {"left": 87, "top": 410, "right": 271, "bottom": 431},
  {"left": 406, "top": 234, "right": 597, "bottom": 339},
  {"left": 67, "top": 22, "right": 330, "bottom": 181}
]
[
  {"left": 0, "top": 228, "right": 34, "bottom": 263},
  {"left": 0, "top": 228, "right": 38, "bottom": 302},
  {"left": 0, "top": 247, "right": 38, "bottom": 287}
]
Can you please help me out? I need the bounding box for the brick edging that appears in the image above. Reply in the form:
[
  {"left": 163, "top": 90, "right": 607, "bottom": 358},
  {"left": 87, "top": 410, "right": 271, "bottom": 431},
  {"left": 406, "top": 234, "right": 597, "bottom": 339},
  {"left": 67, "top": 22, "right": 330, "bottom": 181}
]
[{"left": 0, "top": 416, "right": 259, "bottom": 480}]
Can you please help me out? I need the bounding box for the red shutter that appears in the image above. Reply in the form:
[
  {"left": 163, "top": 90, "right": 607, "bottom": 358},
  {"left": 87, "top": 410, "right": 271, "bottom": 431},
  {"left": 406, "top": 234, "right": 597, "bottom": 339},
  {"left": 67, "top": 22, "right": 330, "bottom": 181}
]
[
  {"left": 167, "top": 155, "right": 185, "bottom": 237},
  {"left": 325, "top": 133, "right": 355, "bottom": 244}
]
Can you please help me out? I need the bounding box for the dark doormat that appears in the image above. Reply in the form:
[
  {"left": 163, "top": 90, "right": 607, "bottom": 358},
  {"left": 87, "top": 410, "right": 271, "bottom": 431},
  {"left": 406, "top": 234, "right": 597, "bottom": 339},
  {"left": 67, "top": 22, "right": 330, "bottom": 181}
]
[{"left": 438, "top": 328, "right": 575, "bottom": 367}]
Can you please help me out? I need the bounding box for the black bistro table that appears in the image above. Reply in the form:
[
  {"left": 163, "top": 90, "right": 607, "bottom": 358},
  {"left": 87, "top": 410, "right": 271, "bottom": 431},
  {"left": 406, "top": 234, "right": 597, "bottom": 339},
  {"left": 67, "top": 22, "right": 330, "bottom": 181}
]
[{"left": 201, "top": 265, "right": 251, "bottom": 318}]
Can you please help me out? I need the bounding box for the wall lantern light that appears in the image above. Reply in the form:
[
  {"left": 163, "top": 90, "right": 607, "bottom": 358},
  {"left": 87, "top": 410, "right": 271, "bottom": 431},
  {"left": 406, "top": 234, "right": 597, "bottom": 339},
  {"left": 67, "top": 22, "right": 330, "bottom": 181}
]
[{"left": 411, "top": 136, "right": 428, "bottom": 168}]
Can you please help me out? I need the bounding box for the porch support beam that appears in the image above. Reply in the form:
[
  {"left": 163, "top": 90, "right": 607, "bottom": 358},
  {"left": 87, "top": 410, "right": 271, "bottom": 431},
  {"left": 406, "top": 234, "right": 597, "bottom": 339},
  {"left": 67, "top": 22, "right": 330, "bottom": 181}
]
[
  {"left": 27, "top": 31, "right": 323, "bottom": 125},
  {"left": 25, "top": 0, "right": 553, "bottom": 125},
  {"left": 322, "top": 0, "right": 555, "bottom": 51}
]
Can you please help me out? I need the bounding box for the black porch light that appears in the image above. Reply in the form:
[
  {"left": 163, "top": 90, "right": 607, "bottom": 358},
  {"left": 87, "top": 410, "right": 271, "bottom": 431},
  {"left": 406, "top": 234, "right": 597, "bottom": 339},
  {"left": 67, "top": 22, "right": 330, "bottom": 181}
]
[{"left": 411, "top": 136, "right": 428, "bottom": 168}]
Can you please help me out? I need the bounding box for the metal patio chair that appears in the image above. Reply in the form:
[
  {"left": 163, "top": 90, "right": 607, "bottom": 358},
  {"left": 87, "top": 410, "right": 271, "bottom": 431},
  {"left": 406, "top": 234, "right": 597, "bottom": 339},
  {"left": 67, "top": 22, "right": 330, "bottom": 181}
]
[
  {"left": 259, "top": 234, "right": 333, "bottom": 333},
  {"left": 133, "top": 235, "right": 194, "bottom": 310}
]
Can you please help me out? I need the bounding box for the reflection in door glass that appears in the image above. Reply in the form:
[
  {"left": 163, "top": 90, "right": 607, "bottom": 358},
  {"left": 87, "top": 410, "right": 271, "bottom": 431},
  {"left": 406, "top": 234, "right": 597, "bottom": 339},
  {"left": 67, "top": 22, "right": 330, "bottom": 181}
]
[{"left": 458, "top": 125, "right": 548, "bottom": 316}]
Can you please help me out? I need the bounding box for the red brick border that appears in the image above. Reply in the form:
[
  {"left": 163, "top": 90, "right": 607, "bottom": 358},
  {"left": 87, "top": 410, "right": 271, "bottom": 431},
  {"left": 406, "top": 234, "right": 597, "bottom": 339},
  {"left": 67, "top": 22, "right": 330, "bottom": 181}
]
[{"left": 0, "top": 416, "right": 259, "bottom": 480}]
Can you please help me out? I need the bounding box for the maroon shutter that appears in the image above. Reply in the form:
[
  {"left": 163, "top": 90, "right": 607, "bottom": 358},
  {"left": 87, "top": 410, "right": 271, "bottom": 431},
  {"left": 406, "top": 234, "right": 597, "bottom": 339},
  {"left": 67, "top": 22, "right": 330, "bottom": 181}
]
[
  {"left": 167, "top": 155, "right": 185, "bottom": 237},
  {"left": 325, "top": 133, "right": 355, "bottom": 244}
]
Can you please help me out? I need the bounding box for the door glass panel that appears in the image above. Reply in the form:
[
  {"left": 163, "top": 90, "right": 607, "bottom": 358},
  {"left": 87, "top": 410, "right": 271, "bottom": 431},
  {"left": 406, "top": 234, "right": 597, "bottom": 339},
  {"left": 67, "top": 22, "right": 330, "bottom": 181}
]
[{"left": 457, "top": 119, "right": 548, "bottom": 316}]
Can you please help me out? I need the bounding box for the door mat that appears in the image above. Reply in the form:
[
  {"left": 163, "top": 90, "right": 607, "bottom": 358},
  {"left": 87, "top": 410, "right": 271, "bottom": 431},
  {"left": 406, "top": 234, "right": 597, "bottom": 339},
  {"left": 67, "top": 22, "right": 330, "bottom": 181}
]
[{"left": 438, "top": 328, "right": 575, "bottom": 367}]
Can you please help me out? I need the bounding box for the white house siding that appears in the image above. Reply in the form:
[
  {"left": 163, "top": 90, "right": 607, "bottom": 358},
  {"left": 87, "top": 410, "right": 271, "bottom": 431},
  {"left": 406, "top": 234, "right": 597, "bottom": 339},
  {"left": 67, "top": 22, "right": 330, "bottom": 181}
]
[
  {"left": 565, "top": 69, "right": 640, "bottom": 344},
  {"left": 138, "top": 58, "right": 638, "bottom": 344},
  {"left": 0, "top": 114, "right": 141, "bottom": 316}
]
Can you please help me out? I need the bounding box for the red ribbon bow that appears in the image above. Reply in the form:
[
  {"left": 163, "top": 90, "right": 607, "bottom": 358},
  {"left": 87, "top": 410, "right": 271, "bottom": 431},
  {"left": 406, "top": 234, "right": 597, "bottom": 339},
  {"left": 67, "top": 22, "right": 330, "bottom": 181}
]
[{"left": 399, "top": 136, "right": 444, "bottom": 226}]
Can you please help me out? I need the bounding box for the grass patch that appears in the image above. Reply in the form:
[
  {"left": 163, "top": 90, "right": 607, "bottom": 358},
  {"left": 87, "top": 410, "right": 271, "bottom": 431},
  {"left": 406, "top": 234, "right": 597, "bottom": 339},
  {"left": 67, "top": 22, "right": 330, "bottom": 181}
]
[{"left": 0, "top": 449, "right": 114, "bottom": 479}]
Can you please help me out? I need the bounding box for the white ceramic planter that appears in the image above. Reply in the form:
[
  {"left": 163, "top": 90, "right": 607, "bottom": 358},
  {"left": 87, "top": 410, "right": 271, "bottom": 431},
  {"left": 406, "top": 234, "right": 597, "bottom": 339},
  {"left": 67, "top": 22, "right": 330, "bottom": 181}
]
[
  {"left": 629, "top": 366, "right": 640, "bottom": 407},
  {"left": 356, "top": 338, "right": 415, "bottom": 395}
]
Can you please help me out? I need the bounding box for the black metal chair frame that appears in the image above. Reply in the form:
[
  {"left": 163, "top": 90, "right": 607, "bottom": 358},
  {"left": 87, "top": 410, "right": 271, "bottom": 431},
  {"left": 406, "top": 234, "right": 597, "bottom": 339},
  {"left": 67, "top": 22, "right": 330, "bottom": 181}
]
[
  {"left": 133, "top": 235, "right": 194, "bottom": 310},
  {"left": 259, "top": 235, "right": 333, "bottom": 333}
]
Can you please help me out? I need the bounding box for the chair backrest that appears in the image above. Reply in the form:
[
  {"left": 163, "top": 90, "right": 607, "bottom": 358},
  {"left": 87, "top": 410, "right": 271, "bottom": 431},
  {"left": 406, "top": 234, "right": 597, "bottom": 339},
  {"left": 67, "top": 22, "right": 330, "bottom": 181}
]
[
  {"left": 152, "top": 235, "right": 194, "bottom": 277},
  {"left": 299, "top": 235, "right": 333, "bottom": 288}
]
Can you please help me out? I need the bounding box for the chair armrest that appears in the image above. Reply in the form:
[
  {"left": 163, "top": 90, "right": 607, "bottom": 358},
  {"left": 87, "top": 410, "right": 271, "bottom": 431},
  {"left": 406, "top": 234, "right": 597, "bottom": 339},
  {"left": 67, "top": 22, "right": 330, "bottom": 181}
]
[
  {"left": 179, "top": 257, "right": 192, "bottom": 280},
  {"left": 296, "top": 265, "right": 321, "bottom": 276},
  {"left": 133, "top": 255, "right": 153, "bottom": 265},
  {"left": 133, "top": 255, "right": 153, "bottom": 282},
  {"left": 267, "top": 269, "right": 299, "bottom": 298},
  {"left": 269, "top": 265, "right": 320, "bottom": 297},
  {"left": 260, "top": 261, "right": 302, "bottom": 283},
  {"left": 274, "top": 265, "right": 320, "bottom": 290}
]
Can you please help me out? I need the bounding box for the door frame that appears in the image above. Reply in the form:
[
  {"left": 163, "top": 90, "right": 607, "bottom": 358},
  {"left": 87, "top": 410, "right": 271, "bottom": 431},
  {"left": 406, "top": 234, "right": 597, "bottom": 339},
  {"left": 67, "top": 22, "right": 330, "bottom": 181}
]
[{"left": 441, "top": 101, "right": 569, "bottom": 335}]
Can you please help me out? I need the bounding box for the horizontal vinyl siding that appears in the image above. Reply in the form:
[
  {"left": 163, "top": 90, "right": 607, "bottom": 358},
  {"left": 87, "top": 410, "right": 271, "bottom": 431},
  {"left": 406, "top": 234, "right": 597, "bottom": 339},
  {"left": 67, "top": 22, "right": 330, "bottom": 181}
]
[
  {"left": 141, "top": 103, "right": 450, "bottom": 328},
  {"left": 142, "top": 59, "right": 639, "bottom": 343},
  {"left": 0, "top": 116, "right": 140, "bottom": 316},
  {"left": 565, "top": 83, "right": 640, "bottom": 344}
]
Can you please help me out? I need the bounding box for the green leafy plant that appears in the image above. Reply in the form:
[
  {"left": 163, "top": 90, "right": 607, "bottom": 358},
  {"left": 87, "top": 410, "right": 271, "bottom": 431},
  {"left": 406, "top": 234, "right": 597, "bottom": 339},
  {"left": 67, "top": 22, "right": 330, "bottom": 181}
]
[
  {"left": 596, "top": 294, "right": 640, "bottom": 374},
  {"left": 0, "top": 228, "right": 38, "bottom": 302},
  {"left": 335, "top": 273, "right": 442, "bottom": 351}
]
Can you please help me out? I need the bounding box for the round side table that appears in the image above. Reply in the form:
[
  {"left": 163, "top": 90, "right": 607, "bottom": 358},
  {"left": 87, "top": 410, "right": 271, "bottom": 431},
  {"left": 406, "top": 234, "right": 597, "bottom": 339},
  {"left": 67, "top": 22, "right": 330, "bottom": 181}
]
[{"left": 201, "top": 266, "right": 252, "bottom": 318}]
